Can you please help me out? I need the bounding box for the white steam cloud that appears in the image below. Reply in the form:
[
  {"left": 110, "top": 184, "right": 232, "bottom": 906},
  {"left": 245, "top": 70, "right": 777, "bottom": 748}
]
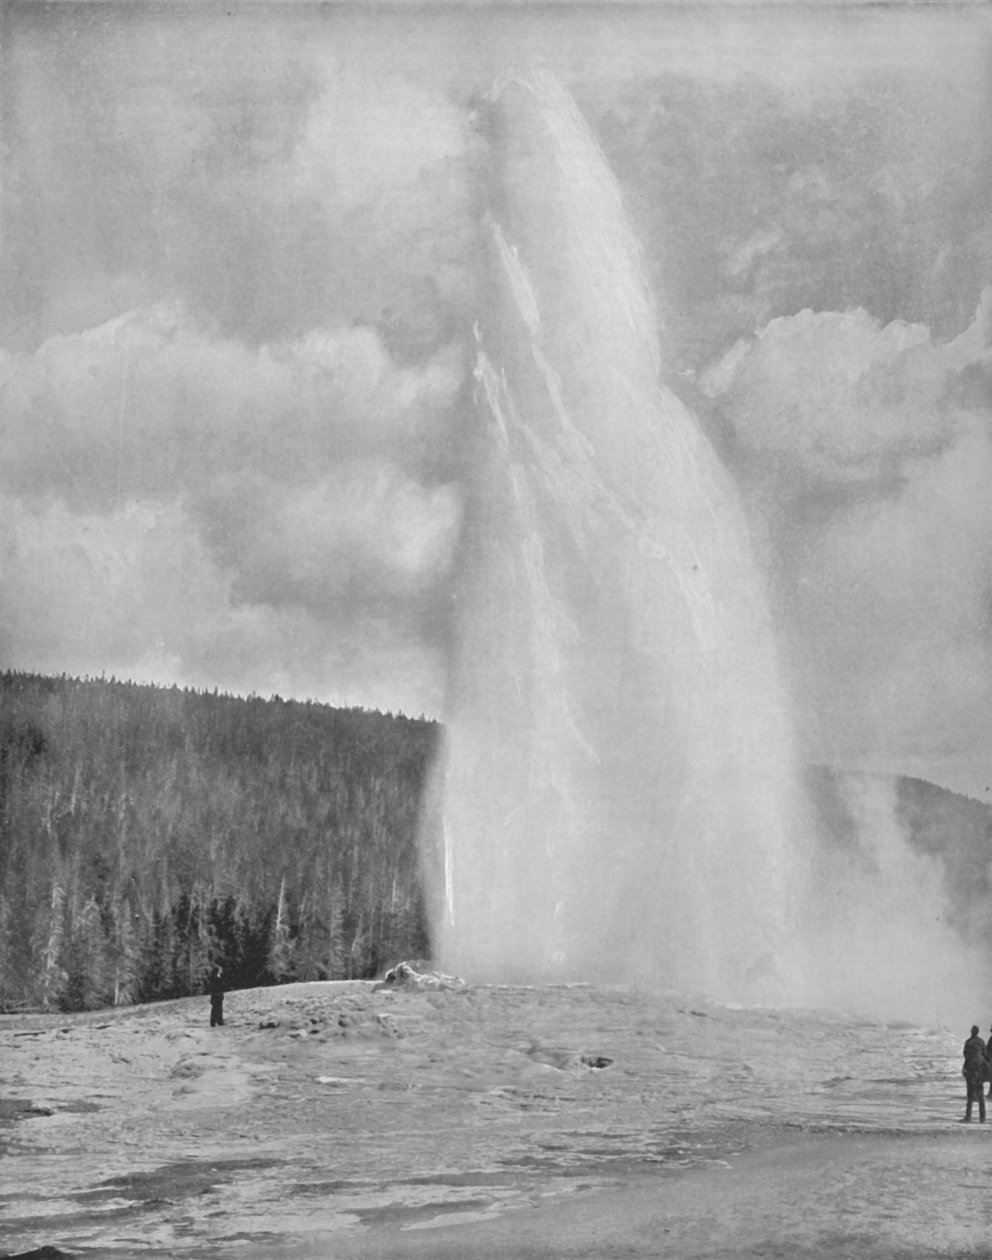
[{"left": 703, "top": 293, "right": 992, "bottom": 794}]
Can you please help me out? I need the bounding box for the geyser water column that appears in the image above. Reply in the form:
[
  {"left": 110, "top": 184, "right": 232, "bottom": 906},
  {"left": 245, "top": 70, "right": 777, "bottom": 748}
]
[{"left": 424, "top": 68, "right": 810, "bottom": 1001}]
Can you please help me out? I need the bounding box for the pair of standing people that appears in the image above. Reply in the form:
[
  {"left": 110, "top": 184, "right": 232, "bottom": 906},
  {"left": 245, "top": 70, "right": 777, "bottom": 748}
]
[{"left": 961, "top": 1024, "right": 992, "bottom": 1122}]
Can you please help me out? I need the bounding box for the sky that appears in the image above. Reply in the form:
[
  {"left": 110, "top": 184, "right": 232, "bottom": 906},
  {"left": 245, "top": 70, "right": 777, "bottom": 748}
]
[{"left": 1, "top": 1, "right": 991, "bottom": 801}]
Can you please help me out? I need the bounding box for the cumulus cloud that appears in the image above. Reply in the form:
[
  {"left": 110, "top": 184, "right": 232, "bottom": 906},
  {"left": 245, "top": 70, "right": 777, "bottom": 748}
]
[
  {"left": 0, "top": 304, "right": 465, "bottom": 507},
  {"left": 0, "top": 6, "right": 486, "bottom": 714},
  {"left": 3, "top": 1, "right": 991, "bottom": 752},
  {"left": 195, "top": 464, "right": 463, "bottom": 616},
  {"left": 700, "top": 301, "right": 992, "bottom": 483},
  {"left": 0, "top": 499, "right": 224, "bottom": 678},
  {"left": 702, "top": 294, "right": 992, "bottom": 793},
  {"left": 791, "top": 420, "right": 992, "bottom": 787},
  {"left": 0, "top": 492, "right": 452, "bottom": 717},
  {"left": 0, "top": 302, "right": 467, "bottom": 709},
  {"left": 0, "top": 7, "right": 483, "bottom": 353}
]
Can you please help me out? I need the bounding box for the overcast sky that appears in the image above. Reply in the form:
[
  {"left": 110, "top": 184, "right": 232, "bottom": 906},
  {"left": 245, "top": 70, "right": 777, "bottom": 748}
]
[{"left": 1, "top": 2, "right": 990, "bottom": 801}]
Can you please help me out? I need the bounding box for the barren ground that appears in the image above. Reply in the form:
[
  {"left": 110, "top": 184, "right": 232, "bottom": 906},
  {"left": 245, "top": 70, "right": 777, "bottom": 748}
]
[{"left": 1, "top": 980, "right": 988, "bottom": 1258}]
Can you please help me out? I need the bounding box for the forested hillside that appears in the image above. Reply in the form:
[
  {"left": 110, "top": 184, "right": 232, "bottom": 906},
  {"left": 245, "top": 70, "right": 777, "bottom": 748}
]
[
  {"left": 895, "top": 773, "right": 992, "bottom": 941},
  {"left": 0, "top": 672, "right": 439, "bottom": 1011}
]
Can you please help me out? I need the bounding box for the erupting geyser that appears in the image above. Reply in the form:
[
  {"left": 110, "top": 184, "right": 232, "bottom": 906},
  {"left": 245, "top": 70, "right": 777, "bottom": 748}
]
[{"left": 424, "top": 69, "right": 813, "bottom": 1003}]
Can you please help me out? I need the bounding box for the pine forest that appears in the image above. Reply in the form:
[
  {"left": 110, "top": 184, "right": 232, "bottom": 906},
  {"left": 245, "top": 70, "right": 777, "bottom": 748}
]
[{"left": 0, "top": 672, "right": 438, "bottom": 1012}]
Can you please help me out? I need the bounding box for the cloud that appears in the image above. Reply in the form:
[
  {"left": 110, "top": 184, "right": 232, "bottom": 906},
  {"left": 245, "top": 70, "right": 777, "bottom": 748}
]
[
  {"left": 587, "top": 53, "right": 992, "bottom": 380},
  {"left": 195, "top": 463, "right": 463, "bottom": 616},
  {"left": 4, "top": 2, "right": 990, "bottom": 744},
  {"left": 0, "top": 302, "right": 467, "bottom": 710},
  {"left": 0, "top": 5, "right": 486, "bottom": 715},
  {"left": 702, "top": 294, "right": 992, "bottom": 792},
  {"left": 0, "top": 8, "right": 483, "bottom": 352},
  {"left": 0, "top": 11, "right": 316, "bottom": 345},
  {"left": 702, "top": 295, "right": 992, "bottom": 483},
  {"left": 0, "top": 495, "right": 450, "bottom": 716},
  {"left": 0, "top": 499, "right": 223, "bottom": 676},
  {"left": 0, "top": 304, "right": 466, "bottom": 508},
  {"left": 293, "top": 69, "right": 469, "bottom": 208},
  {"left": 790, "top": 419, "right": 992, "bottom": 784}
]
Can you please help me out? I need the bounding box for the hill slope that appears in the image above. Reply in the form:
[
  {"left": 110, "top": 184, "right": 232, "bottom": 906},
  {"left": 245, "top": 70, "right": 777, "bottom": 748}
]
[{"left": 0, "top": 672, "right": 438, "bottom": 1010}]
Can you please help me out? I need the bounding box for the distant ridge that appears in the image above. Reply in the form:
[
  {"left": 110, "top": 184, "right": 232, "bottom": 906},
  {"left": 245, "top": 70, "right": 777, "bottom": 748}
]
[
  {"left": 0, "top": 667, "right": 428, "bottom": 723},
  {"left": 805, "top": 763, "right": 992, "bottom": 942}
]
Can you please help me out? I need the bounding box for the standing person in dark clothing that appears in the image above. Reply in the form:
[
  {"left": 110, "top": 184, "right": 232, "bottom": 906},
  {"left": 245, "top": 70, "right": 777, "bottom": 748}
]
[
  {"left": 208, "top": 966, "right": 225, "bottom": 1027},
  {"left": 961, "top": 1025, "right": 987, "bottom": 1122}
]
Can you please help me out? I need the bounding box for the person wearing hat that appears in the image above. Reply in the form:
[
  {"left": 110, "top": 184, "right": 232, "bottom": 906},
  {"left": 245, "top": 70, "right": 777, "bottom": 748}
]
[{"left": 962, "top": 1024, "right": 987, "bottom": 1122}]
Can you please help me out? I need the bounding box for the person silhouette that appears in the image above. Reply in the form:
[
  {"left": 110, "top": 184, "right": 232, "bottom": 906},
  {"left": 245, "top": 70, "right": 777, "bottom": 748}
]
[
  {"left": 208, "top": 965, "right": 225, "bottom": 1028},
  {"left": 962, "top": 1024, "right": 987, "bottom": 1122}
]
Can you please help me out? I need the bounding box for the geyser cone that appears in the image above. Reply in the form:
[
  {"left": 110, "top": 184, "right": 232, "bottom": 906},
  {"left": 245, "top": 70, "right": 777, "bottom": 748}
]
[{"left": 426, "top": 69, "right": 809, "bottom": 1001}]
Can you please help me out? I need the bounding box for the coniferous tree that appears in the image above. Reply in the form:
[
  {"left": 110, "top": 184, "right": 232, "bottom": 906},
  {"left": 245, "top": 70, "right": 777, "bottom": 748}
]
[
  {"left": 63, "top": 895, "right": 111, "bottom": 1011},
  {"left": 36, "top": 882, "right": 67, "bottom": 1010},
  {"left": 110, "top": 900, "right": 142, "bottom": 1007},
  {"left": 266, "top": 875, "right": 294, "bottom": 983}
]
